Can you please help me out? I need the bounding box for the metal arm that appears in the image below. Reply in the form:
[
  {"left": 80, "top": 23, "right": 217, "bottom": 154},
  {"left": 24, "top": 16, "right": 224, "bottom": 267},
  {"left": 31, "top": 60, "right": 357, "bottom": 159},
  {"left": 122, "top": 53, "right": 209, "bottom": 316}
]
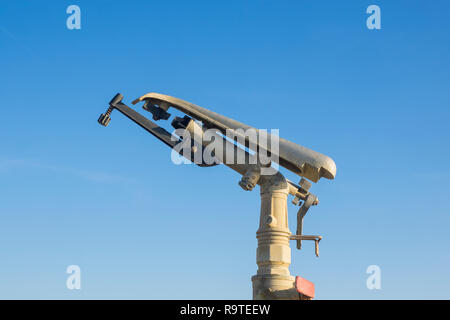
[
  {"left": 98, "top": 93, "right": 217, "bottom": 167},
  {"left": 99, "top": 93, "right": 324, "bottom": 258}
]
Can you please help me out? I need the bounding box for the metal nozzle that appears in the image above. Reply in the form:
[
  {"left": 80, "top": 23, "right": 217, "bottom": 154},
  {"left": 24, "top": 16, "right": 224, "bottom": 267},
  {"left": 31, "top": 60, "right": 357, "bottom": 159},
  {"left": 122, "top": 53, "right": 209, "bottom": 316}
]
[
  {"left": 98, "top": 112, "right": 111, "bottom": 126},
  {"left": 98, "top": 93, "right": 124, "bottom": 127}
]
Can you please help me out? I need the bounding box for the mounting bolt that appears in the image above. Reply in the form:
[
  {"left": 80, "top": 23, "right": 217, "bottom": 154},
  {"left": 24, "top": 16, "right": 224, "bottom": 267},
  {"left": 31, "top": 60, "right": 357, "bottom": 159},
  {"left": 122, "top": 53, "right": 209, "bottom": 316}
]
[
  {"left": 98, "top": 93, "right": 123, "bottom": 127},
  {"left": 98, "top": 106, "right": 114, "bottom": 127},
  {"left": 98, "top": 113, "right": 110, "bottom": 126},
  {"left": 239, "top": 165, "right": 261, "bottom": 191}
]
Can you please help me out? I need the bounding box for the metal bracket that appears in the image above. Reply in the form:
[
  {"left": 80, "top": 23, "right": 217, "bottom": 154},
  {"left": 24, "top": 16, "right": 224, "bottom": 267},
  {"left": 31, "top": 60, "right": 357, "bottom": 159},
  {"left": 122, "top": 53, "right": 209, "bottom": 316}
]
[
  {"left": 289, "top": 235, "right": 322, "bottom": 257},
  {"left": 288, "top": 178, "right": 322, "bottom": 255},
  {"left": 296, "top": 194, "right": 317, "bottom": 250},
  {"left": 143, "top": 100, "right": 171, "bottom": 121},
  {"left": 97, "top": 93, "right": 217, "bottom": 167},
  {"left": 291, "top": 178, "right": 312, "bottom": 205}
]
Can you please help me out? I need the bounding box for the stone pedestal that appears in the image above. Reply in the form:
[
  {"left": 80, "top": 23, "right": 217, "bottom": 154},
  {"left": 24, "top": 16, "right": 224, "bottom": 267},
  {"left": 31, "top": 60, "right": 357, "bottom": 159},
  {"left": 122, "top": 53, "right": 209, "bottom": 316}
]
[{"left": 252, "top": 176, "right": 299, "bottom": 300}]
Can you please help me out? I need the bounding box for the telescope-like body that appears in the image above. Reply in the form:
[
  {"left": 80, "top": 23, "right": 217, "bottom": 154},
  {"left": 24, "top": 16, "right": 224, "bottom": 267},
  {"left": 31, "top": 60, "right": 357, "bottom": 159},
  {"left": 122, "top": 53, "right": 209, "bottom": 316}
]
[
  {"left": 133, "top": 93, "right": 336, "bottom": 183},
  {"left": 98, "top": 92, "right": 336, "bottom": 300}
]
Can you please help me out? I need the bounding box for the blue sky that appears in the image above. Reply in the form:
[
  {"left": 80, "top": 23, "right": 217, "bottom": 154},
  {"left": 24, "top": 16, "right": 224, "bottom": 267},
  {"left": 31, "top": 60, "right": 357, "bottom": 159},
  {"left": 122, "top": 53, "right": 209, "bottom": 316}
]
[{"left": 0, "top": 0, "right": 449, "bottom": 299}]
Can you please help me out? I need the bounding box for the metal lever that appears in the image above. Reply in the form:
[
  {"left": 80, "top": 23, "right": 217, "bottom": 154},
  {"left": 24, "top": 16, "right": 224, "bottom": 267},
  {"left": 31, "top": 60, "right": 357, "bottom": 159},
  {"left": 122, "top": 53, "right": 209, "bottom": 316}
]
[
  {"left": 97, "top": 93, "right": 124, "bottom": 127},
  {"left": 97, "top": 93, "right": 219, "bottom": 168},
  {"left": 289, "top": 235, "right": 322, "bottom": 257},
  {"left": 296, "top": 194, "right": 317, "bottom": 250}
]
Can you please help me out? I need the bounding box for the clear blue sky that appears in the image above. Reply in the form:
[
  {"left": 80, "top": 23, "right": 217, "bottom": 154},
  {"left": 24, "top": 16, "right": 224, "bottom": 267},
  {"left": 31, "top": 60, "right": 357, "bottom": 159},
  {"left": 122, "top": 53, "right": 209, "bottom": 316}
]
[{"left": 1, "top": 0, "right": 449, "bottom": 299}]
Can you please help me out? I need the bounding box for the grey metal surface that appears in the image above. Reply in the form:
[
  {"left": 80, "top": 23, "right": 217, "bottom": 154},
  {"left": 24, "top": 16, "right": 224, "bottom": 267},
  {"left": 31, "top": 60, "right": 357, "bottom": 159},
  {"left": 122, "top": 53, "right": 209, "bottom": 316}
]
[
  {"left": 97, "top": 94, "right": 217, "bottom": 167},
  {"left": 133, "top": 93, "right": 336, "bottom": 183},
  {"left": 99, "top": 92, "right": 335, "bottom": 261}
]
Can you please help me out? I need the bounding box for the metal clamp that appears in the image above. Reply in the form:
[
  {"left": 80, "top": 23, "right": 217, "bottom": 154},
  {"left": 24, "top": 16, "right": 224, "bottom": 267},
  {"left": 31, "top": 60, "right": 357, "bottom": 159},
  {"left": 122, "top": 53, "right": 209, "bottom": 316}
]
[{"left": 290, "top": 178, "right": 320, "bottom": 253}]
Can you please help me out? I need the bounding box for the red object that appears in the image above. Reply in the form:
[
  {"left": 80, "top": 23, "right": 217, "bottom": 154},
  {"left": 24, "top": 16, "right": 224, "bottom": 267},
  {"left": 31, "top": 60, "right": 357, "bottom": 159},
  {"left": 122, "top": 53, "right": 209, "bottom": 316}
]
[{"left": 295, "top": 276, "right": 315, "bottom": 299}]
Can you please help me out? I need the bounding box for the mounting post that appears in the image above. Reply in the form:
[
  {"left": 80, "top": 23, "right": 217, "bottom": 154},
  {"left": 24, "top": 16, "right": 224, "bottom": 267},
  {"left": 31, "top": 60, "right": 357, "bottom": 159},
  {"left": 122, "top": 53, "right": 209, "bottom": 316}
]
[{"left": 251, "top": 172, "right": 300, "bottom": 300}]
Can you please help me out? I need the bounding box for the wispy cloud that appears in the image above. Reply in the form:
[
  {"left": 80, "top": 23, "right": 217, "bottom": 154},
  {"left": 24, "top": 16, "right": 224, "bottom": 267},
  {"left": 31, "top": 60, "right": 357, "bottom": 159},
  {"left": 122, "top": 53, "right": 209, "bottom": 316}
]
[
  {"left": 0, "top": 157, "right": 135, "bottom": 184},
  {"left": 0, "top": 25, "right": 36, "bottom": 58}
]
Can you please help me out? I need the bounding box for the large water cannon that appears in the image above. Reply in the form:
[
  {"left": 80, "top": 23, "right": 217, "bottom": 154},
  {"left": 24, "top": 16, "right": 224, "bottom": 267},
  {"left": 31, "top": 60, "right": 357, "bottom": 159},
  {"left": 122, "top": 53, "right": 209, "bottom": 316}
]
[{"left": 98, "top": 92, "right": 336, "bottom": 300}]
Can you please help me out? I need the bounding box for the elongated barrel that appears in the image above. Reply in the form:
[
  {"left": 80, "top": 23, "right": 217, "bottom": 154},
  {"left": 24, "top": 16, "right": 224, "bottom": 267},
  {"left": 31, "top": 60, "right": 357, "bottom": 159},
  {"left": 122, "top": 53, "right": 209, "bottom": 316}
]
[{"left": 133, "top": 93, "right": 336, "bottom": 183}]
